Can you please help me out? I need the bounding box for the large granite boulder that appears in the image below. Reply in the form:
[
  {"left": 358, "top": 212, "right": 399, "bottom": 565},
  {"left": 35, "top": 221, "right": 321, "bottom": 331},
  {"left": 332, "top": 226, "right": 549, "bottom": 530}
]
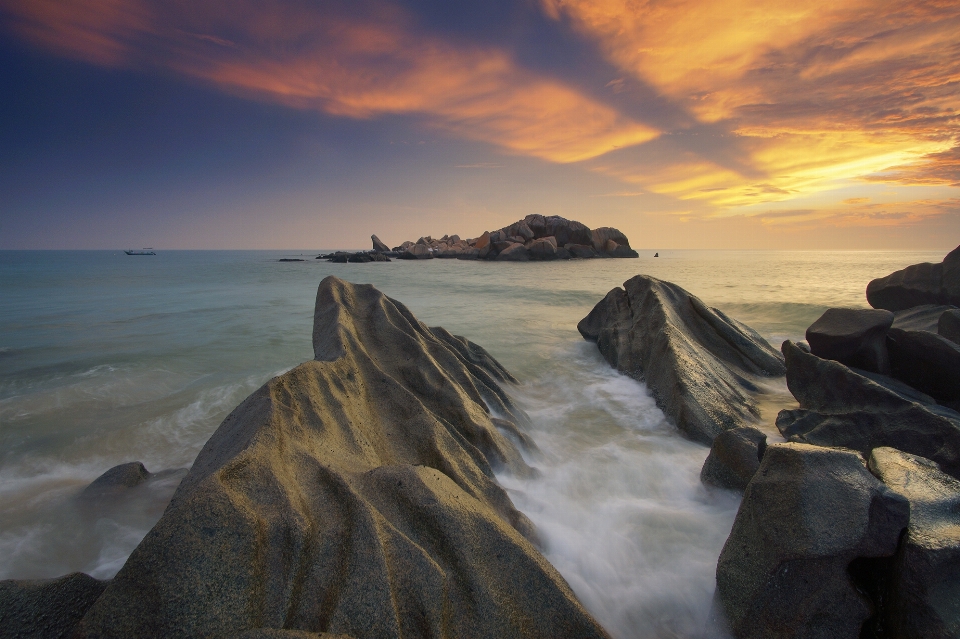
[
  {"left": 0, "top": 572, "right": 108, "bottom": 639},
  {"left": 495, "top": 243, "right": 530, "bottom": 262},
  {"left": 526, "top": 238, "right": 558, "bottom": 261},
  {"left": 398, "top": 243, "right": 433, "bottom": 260},
  {"left": 578, "top": 275, "right": 785, "bottom": 443},
  {"left": 805, "top": 307, "right": 893, "bottom": 374},
  {"left": 699, "top": 427, "right": 767, "bottom": 491},
  {"left": 887, "top": 328, "right": 960, "bottom": 404},
  {"left": 590, "top": 227, "right": 631, "bottom": 253},
  {"left": 566, "top": 244, "right": 596, "bottom": 259},
  {"left": 777, "top": 340, "right": 960, "bottom": 479},
  {"left": 868, "top": 447, "right": 960, "bottom": 639},
  {"left": 715, "top": 443, "right": 909, "bottom": 639},
  {"left": 370, "top": 235, "right": 389, "bottom": 253},
  {"left": 893, "top": 304, "right": 957, "bottom": 332},
  {"left": 867, "top": 245, "right": 960, "bottom": 311},
  {"left": 941, "top": 309, "right": 960, "bottom": 345},
  {"left": 76, "top": 277, "right": 608, "bottom": 639}
]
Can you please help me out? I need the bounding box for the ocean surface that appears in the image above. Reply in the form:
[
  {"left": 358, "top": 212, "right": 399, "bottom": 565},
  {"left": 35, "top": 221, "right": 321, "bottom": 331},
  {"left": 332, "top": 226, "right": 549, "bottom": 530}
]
[{"left": 0, "top": 248, "right": 947, "bottom": 638}]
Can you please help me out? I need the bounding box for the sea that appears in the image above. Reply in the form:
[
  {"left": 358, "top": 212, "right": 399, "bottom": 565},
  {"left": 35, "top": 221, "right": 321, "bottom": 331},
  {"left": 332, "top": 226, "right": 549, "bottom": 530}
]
[{"left": 0, "top": 248, "right": 947, "bottom": 638}]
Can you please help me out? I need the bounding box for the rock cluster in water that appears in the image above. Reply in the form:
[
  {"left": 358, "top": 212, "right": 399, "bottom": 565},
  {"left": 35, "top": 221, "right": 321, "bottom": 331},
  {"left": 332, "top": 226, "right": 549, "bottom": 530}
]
[
  {"left": 581, "top": 246, "right": 960, "bottom": 638},
  {"left": 1, "top": 277, "right": 609, "bottom": 639},
  {"left": 375, "top": 215, "right": 639, "bottom": 261}
]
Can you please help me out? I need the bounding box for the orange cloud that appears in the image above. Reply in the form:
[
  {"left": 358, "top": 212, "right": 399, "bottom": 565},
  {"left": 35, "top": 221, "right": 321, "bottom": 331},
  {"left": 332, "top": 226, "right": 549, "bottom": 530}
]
[
  {"left": 752, "top": 198, "right": 959, "bottom": 229},
  {"left": 2, "top": 0, "right": 657, "bottom": 163}
]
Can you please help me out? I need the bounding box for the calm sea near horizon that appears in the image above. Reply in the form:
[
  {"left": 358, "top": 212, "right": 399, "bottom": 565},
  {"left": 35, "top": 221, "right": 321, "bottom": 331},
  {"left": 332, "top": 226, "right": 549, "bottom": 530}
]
[{"left": 0, "top": 248, "right": 949, "bottom": 638}]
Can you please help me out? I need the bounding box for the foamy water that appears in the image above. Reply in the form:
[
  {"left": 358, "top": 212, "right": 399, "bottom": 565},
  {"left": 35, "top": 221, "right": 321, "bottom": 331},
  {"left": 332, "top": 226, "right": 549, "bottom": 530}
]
[{"left": 0, "top": 248, "right": 948, "bottom": 637}]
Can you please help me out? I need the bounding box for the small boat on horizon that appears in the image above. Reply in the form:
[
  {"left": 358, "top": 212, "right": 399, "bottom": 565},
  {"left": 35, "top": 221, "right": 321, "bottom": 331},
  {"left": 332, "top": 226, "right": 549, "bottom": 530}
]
[{"left": 124, "top": 248, "right": 156, "bottom": 255}]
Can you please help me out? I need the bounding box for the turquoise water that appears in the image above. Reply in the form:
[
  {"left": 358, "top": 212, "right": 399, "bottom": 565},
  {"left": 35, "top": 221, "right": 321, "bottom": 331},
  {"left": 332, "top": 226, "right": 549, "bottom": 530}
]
[{"left": 0, "top": 249, "right": 947, "bottom": 637}]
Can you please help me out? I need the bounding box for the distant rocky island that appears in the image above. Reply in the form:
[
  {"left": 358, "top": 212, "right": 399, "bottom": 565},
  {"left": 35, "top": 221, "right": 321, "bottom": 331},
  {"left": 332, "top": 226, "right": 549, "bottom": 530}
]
[{"left": 318, "top": 214, "right": 638, "bottom": 262}]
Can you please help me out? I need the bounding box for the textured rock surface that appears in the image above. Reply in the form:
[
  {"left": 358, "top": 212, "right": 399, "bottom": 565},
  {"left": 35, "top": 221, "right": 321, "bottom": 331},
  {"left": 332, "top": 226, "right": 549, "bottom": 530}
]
[
  {"left": 495, "top": 242, "right": 530, "bottom": 261},
  {"left": 76, "top": 277, "right": 608, "bottom": 639},
  {"left": 888, "top": 328, "right": 960, "bottom": 403},
  {"left": 777, "top": 340, "right": 960, "bottom": 479},
  {"left": 893, "top": 304, "right": 956, "bottom": 332},
  {"left": 805, "top": 307, "right": 893, "bottom": 374},
  {"left": 716, "top": 443, "right": 909, "bottom": 639},
  {"left": 370, "top": 235, "right": 389, "bottom": 253},
  {"left": 0, "top": 572, "right": 108, "bottom": 639},
  {"left": 867, "top": 245, "right": 960, "bottom": 311},
  {"left": 578, "top": 275, "right": 785, "bottom": 443},
  {"left": 398, "top": 243, "right": 433, "bottom": 260},
  {"left": 699, "top": 427, "right": 767, "bottom": 491},
  {"left": 941, "top": 309, "right": 960, "bottom": 345},
  {"left": 868, "top": 447, "right": 960, "bottom": 639},
  {"left": 80, "top": 462, "right": 151, "bottom": 497}
]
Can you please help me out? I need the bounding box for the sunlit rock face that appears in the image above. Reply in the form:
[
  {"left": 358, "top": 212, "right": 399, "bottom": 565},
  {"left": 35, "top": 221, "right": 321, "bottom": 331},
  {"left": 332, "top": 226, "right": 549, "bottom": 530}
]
[
  {"left": 578, "top": 274, "right": 785, "bottom": 444},
  {"left": 867, "top": 245, "right": 960, "bottom": 311},
  {"left": 76, "top": 276, "right": 609, "bottom": 639}
]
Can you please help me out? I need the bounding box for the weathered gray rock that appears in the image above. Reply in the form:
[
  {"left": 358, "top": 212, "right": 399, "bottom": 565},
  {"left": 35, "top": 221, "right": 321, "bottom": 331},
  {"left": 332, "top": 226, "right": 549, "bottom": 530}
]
[
  {"left": 867, "top": 245, "right": 960, "bottom": 311},
  {"left": 777, "top": 340, "right": 960, "bottom": 479},
  {"left": 699, "top": 427, "right": 767, "bottom": 491},
  {"left": 715, "top": 443, "right": 909, "bottom": 639},
  {"left": 76, "top": 277, "right": 607, "bottom": 639},
  {"left": 940, "top": 309, "right": 960, "bottom": 345},
  {"left": 805, "top": 307, "right": 893, "bottom": 374},
  {"left": 566, "top": 244, "right": 596, "bottom": 259},
  {"left": 495, "top": 243, "right": 530, "bottom": 262},
  {"left": 81, "top": 462, "right": 150, "bottom": 498},
  {"left": 888, "top": 328, "right": 960, "bottom": 403},
  {"left": 868, "top": 447, "right": 960, "bottom": 639},
  {"left": 371, "top": 235, "right": 390, "bottom": 253},
  {"left": 893, "top": 304, "right": 956, "bottom": 332},
  {"left": 398, "top": 243, "right": 433, "bottom": 260},
  {"left": 526, "top": 238, "right": 558, "bottom": 260},
  {"left": 0, "top": 572, "right": 108, "bottom": 639},
  {"left": 578, "top": 275, "right": 785, "bottom": 444}
]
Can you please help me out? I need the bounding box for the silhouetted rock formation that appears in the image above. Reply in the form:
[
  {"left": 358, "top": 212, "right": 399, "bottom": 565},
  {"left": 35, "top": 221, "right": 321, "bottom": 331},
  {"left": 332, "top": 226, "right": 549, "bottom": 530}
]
[
  {"left": 699, "top": 427, "right": 767, "bottom": 491},
  {"left": 716, "top": 443, "right": 908, "bottom": 639},
  {"left": 867, "top": 245, "right": 960, "bottom": 311},
  {"left": 0, "top": 572, "right": 108, "bottom": 639},
  {"left": 578, "top": 275, "right": 785, "bottom": 443},
  {"left": 370, "top": 234, "right": 389, "bottom": 253},
  {"left": 776, "top": 340, "right": 960, "bottom": 479},
  {"left": 805, "top": 307, "right": 893, "bottom": 374},
  {"left": 381, "top": 215, "right": 639, "bottom": 261},
  {"left": 868, "top": 447, "right": 960, "bottom": 639},
  {"left": 75, "top": 277, "right": 608, "bottom": 639}
]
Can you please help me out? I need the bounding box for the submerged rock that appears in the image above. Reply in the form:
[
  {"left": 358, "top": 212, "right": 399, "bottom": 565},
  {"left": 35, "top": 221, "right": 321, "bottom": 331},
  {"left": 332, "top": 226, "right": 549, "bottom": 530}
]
[
  {"left": 776, "top": 341, "right": 960, "bottom": 479},
  {"left": 81, "top": 461, "right": 151, "bottom": 497},
  {"left": 0, "top": 572, "right": 108, "bottom": 639},
  {"left": 868, "top": 447, "right": 960, "bottom": 639},
  {"left": 805, "top": 307, "right": 893, "bottom": 374},
  {"left": 867, "top": 245, "right": 960, "bottom": 311},
  {"left": 699, "top": 427, "right": 767, "bottom": 491},
  {"left": 578, "top": 275, "right": 785, "bottom": 444},
  {"left": 715, "top": 443, "right": 908, "bottom": 639},
  {"left": 76, "top": 277, "right": 607, "bottom": 639}
]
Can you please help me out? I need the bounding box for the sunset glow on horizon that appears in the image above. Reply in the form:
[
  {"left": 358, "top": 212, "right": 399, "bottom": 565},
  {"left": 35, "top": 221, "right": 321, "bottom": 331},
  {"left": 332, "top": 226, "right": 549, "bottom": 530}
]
[{"left": 1, "top": 0, "right": 957, "bottom": 249}]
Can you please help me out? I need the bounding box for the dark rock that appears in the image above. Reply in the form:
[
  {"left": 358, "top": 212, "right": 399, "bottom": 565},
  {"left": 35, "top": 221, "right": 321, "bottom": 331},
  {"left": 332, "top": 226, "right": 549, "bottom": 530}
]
[
  {"left": 867, "top": 245, "right": 960, "bottom": 311},
  {"left": 495, "top": 243, "right": 530, "bottom": 262},
  {"left": 940, "top": 309, "right": 960, "bottom": 345},
  {"left": 527, "top": 238, "right": 558, "bottom": 260},
  {"left": 347, "top": 253, "right": 373, "bottom": 263},
  {"left": 491, "top": 240, "right": 514, "bottom": 255},
  {"left": 867, "top": 447, "right": 960, "bottom": 639},
  {"left": 805, "top": 307, "right": 893, "bottom": 374},
  {"left": 456, "top": 248, "right": 481, "bottom": 260},
  {"left": 888, "top": 328, "right": 960, "bottom": 403},
  {"left": 556, "top": 247, "right": 571, "bottom": 260},
  {"left": 604, "top": 243, "right": 639, "bottom": 259},
  {"left": 590, "top": 227, "right": 631, "bottom": 252},
  {"left": 699, "top": 427, "right": 767, "bottom": 491},
  {"left": 80, "top": 462, "right": 150, "bottom": 498},
  {"left": 566, "top": 244, "right": 597, "bottom": 259},
  {"left": 278, "top": 258, "right": 305, "bottom": 262},
  {"left": 327, "top": 253, "right": 350, "bottom": 263},
  {"left": 76, "top": 277, "right": 608, "bottom": 639},
  {"left": 578, "top": 275, "right": 785, "bottom": 443},
  {"left": 371, "top": 235, "right": 390, "bottom": 253},
  {"left": 715, "top": 443, "right": 909, "bottom": 639},
  {"left": 541, "top": 216, "right": 592, "bottom": 246},
  {"left": 0, "top": 572, "right": 108, "bottom": 639},
  {"left": 777, "top": 340, "right": 960, "bottom": 479},
  {"left": 398, "top": 244, "right": 433, "bottom": 260},
  {"left": 236, "top": 631, "right": 354, "bottom": 639},
  {"left": 893, "top": 304, "right": 956, "bottom": 332}
]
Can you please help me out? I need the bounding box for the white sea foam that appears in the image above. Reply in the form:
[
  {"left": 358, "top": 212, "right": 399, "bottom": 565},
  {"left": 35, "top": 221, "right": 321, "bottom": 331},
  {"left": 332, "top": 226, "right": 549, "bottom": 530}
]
[{"left": 499, "top": 342, "right": 740, "bottom": 639}]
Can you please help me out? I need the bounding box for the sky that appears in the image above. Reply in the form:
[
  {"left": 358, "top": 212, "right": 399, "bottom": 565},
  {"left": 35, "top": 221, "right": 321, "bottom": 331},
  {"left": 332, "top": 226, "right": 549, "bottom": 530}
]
[{"left": 1, "top": 0, "right": 958, "bottom": 249}]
